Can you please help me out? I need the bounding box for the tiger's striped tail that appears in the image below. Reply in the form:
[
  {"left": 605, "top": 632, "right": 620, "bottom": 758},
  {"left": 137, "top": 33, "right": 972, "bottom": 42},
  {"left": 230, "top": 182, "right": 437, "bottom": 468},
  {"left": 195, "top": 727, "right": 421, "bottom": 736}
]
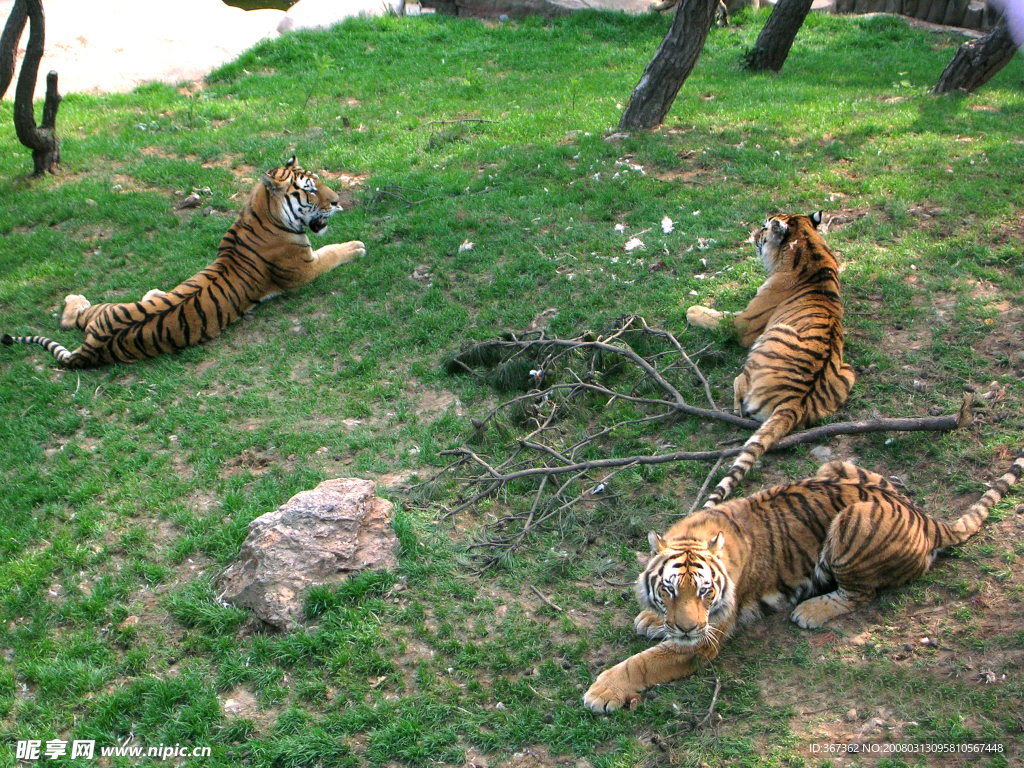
[
  {"left": 703, "top": 406, "right": 802, "bottom": 508},
  {"left": 2, "top": 334, "right": 75, "bottom": 366},
  {"left": 937, "top": 447, "right": 1024, "bottom": 547}
]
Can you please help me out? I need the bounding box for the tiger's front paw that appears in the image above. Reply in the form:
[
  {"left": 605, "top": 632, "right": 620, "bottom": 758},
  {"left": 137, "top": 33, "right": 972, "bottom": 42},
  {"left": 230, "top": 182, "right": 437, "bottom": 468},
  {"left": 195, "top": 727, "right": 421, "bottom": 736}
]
[
  {"left": 686, "top": 305, "right": 724, "bottom": 330},
  {"left": 583, "top": 667, "right": 642, "bottom": 714},
  {"left": 343, "top": 240, "right": 366, "bottom": 260},
  {"left": 633, "top": 610, "right": 667, "bottom": 640}
]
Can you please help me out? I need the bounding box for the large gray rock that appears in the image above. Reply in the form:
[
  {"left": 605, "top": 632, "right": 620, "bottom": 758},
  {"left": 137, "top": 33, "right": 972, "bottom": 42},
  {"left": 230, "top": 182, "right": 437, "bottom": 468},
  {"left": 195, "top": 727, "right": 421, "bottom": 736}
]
[{"left": 219, "top": 478, "right": 398, "bottom": 629}]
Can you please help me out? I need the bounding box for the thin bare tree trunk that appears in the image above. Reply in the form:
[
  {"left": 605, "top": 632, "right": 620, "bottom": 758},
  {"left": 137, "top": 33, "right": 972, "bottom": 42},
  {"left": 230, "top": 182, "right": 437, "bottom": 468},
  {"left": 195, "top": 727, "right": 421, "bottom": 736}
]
[
  {"left": 742, "top": 0, "right": 814, "bottom": 73},
  {"left": 932, "top": 17, "right": 1019, "bottom": 94},
  {"left": 618, "top": 0, "right": 720, "bottom": 132},
  {"left": 9, "top": 0, "right": 61, "bottom": 175},
  {"left": 0, "top": 0, "right": 28, "bottom": 97}
]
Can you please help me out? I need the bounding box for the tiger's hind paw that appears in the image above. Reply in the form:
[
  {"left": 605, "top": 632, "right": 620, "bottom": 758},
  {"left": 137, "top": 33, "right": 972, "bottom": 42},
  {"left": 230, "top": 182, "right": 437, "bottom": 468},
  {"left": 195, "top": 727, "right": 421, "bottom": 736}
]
[
  {"left": 141, "top": 289, "right": 168, "bottom": 302},
  {"left": 61, "top": 294, "right": 91, "bottom": 330},
  {"left": 686, "top": 305, "right": 725, "bottom": 331},
  {"left": 791, "top": 590, "right": 858, "bottom": 629}
]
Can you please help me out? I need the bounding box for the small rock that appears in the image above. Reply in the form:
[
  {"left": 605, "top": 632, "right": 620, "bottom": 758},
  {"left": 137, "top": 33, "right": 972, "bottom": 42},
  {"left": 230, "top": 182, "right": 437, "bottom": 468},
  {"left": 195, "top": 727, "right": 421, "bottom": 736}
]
[
  {"left": 903, "top": 643, "right": 913, "bottom": 652},
  {"left": 809, "top": 445, "right": 832, "bottom": 463},
  {"left": 175, "top": 193, "right": 202, "bottom": 210},
  {"left": 495, "top": 702, "right": 506, "bottom": 711},
  {"left": 846, "top": 708, "right": 858, "bottom": 722},
  {"left": 410, "top": 264, "right": 432, "bottom": 286}
]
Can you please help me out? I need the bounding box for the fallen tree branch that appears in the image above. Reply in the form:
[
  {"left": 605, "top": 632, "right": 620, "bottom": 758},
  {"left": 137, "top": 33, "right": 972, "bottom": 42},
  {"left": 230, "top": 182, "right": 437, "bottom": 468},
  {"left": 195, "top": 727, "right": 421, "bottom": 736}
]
[
  {"left": 438, "top": 410, "right": 969, "bottom": 484},
  {"left": 417, "top": 118, "right": 498, "bottom": 129},
  {"left": 424, "top": 317, "right": 973, "bottom": 569}
]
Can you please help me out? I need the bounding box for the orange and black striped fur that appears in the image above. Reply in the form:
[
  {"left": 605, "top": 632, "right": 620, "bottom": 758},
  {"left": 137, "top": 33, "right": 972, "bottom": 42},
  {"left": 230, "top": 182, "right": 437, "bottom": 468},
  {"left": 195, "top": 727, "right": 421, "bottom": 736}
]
[
  {"left": 687, "top": 212, "right": 855, "bottom": 507},
  {"left": 2, "top": 157, "right": 365, "bottom": 369},
  {"left": 583, "top": 451, "right": 1024, "bottom": 713}
]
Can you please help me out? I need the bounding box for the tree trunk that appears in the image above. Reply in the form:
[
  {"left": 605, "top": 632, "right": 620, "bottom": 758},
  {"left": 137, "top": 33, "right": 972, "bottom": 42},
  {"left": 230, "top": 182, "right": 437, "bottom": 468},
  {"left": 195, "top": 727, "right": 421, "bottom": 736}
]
[
  {"left": 932, "top": 17, "right": 1019, "bottom": 94},
  {"left": 8, "top": 0, "right": 61, "bottom": 174},
  {"left": 742, "top": 0, "right": 814, "bottom": 73},
  {"left": 617, "top": 0, "right": 720, "bottom": 132},
  {"left": 0, "top": 0, "right": 28, "bottom": 97}
]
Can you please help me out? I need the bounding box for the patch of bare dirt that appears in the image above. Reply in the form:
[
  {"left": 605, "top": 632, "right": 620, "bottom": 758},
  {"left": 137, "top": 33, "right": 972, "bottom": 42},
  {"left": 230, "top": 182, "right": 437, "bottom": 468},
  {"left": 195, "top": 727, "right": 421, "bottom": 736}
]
[
  {"left": 414, "top": 388, "right": 462, "bottom": 417},
  {"left": 221, "top": 687, "right": 278, "bottom": 735},
  {"left": 498, "top": 744, "right": 580, "bottom": 768},
  {"left": 992, "top": 212, "right": 1024, "bottom": 250},
  {"left": 220, "top": 447, "right": 279, "bottom": 479},
  {"left": 141, "top": 146, "right": 198, "bottom": 162},
  {"left": 822, "top": 208, "right": 871, "bottom": 232},
  {"left": 651, "top": 167, "right": 717, "bottom": 185}
]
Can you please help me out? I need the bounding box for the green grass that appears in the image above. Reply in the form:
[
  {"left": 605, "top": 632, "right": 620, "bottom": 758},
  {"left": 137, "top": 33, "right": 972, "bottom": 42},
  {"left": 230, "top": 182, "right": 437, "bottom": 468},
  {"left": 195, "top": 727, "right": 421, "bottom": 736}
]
[{"left": 2, "top": 9, "right": 1024, "bottom": 767}]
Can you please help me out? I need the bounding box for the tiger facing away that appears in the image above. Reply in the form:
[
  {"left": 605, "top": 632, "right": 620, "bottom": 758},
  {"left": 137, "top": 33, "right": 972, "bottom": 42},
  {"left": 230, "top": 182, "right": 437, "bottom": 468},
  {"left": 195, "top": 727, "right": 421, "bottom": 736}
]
[
  {"left": 583, "top": 451, "right": 1024, "bottom": 713},
  {"left": 687, "top": 212, "right": 855, "bottom": 507},
  {"left": 2, "top": 157, "right": 365, "bottom": 369}
]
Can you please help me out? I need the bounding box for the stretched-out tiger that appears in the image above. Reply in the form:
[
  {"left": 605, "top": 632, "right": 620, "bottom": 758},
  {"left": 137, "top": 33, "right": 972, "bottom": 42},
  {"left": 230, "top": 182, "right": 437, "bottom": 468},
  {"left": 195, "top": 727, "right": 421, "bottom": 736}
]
[
  {"left": 584, "top": 450, "right": 1024, "bottom": 713},
  {"left": 2, "top": 157, "right": 365, "bottom": 369},
  {"left": 687, "top": 211, "right": 855, "bottom": 507}
]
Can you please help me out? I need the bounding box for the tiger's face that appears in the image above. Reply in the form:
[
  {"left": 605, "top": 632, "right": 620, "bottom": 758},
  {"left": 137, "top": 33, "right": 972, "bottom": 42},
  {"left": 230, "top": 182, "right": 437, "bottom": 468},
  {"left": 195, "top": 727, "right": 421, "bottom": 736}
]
[
  {"left": 752, "top": 211, "right": 823, "bottom": 273},
  {"left": 260, "top": 157, "right": 344, "bottom": 235},
  {"left": 638, "top": 531, "right": 733, "bottom": 648}
]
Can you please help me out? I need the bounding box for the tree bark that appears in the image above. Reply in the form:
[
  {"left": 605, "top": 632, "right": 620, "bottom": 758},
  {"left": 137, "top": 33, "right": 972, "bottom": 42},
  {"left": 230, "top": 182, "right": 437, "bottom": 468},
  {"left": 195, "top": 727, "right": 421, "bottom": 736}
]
[
  {"left": 932, "top": 17, "right": 1019, "bottom": 94},
  {"left": 0, "top": 0, "right": 28, "bottom": 97},
  {"left": 617, "top": 0, "right": 720, "bottom": 132},
  {"left": 8, "top": 0, "right": 61, "bottom": 175},
  {"left": 742, "top": 0, "right": 814, "bottom": 73}
]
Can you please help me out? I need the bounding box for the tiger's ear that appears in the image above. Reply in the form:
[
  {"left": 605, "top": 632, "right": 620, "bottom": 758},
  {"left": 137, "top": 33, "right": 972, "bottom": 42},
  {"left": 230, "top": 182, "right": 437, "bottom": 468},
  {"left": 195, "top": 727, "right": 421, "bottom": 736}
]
[
  {"left": 810, "top": 210, "right": 823, "bottom": 228},
  {"left": 648, "top": 531, "right": 668, "bottom": 554},
  {"left": 285, "top": 156, "right": 298, "bottom": 168},
  {"left": 707, "top": 532, "right": 725, "bottom": 554},
  {"left": 770, "top": 218, "right": 788, "bottom": 238},
  {"left": 260, "top": 171, "right": 288, "bottom": 194}
]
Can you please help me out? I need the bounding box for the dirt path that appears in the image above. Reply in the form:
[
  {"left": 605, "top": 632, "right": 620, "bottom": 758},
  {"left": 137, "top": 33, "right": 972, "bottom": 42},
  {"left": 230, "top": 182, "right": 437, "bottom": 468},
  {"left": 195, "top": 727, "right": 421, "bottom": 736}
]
[
  {"left": 2, "top": 0, "right": 661, "bottom": 100},
  {"left": 1, "top": 0, "right": 284, "bottom": 99}
]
